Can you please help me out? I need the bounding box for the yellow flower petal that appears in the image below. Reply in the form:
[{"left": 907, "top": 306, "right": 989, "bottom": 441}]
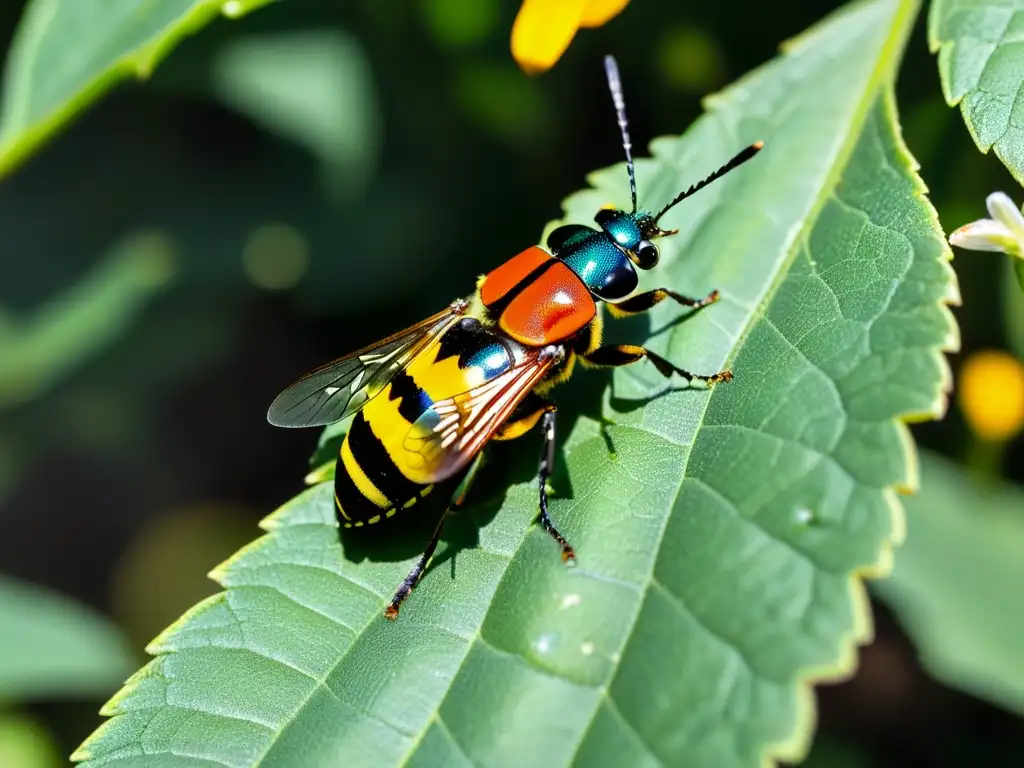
[
  {"left": 580, "top": 0, "right": 631, "bottom": 28},
  {"left": 958, "top": 350, "right": 1024, "bottom": 442},
  {"left": 511, "top": 0, "right": 587, "bottom": 75}
]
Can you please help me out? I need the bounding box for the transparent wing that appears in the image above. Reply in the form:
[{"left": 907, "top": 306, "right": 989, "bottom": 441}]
[
  {"left": 402, "top": 349, "right": 558, "bottom": 483},
  {"left": 267, "top": 301, "right": 467, "bottom": 428}
]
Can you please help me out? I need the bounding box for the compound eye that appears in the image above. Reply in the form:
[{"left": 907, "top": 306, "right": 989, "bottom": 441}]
[{"left": 635, "top": 240, "right": 659, "bottom": 269}]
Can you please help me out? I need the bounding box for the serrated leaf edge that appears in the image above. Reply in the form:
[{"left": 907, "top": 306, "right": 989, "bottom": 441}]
[
  {"left": 72, "top": 0, "right": 961, "bottom": 764},
  {"left": 560, "top": 1, "right": 958, "bottom": 763},
  {"left": 925, "top": 0, "right": 1024, "bottom": 184}
]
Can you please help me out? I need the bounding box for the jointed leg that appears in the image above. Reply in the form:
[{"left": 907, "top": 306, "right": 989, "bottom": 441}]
[
  {"left": 493, "top": 393, "right": 550, "bottom": 441},
  {"left": 538, "top": 408, "right": 575, "bottom": 561},
  {"left": 608, "top": 288, "right": 719, "bottom": 317},
  {"left": 493, "top": 395, "right": 575, "bottom": 560},
  {"left": 385, "top": 512, "right": 447, "bottom": 620},
  {"left": 583, "top": 344, "right": 732, "bottom": 385},
  {"left": 385, "top": 453, "right": 487, "bottom": 620},
  {"left": 451, "top": 453, "right": 485, "bottom": 508}
]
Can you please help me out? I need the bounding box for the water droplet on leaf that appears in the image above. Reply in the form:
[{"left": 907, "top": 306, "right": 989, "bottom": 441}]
[
  {"left": 794, "top": 507, "right": 815, "bottom": 525},
  {"left": 534, "top": 634, "right": 553, "bottom": 655}
]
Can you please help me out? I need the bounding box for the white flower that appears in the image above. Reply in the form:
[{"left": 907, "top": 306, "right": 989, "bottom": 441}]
[{"left": 949, "top": 192, "right": 1024, "bottom": 258}]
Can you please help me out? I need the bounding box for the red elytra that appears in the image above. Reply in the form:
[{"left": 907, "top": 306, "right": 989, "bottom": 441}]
[{"left": 480, "top": 246, "right": 596, "bottom": 346}]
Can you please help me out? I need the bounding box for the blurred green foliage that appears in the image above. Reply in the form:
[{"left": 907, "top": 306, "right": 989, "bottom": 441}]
[
  {"left": 1007, "top": 259, "right": 1024, "bottom": 356},
  {"left": 421, "top": 0, "right": 501, "bottom": 50},
  {"left": 108, "top": 502, "right": 257, "bottom": 652},
  {"left": 211, "top": 29, "right": 381, "bottom": 201},
  {"left": 0, "top": 575, "right": 132, "bottom": 701},
  {"left": 876, "top": 451, "right": 1024, "bottom": 716},
  {"left": 800, "top": 734, "right": 872, "bottom": 768},
  {"left": 0, "top": 234, "right": 174, "bottom": 411},
  {"left": 0, "top": 712, "right": 62, "bottom": 768},
  {"left": 0, "top": 0, "right": 1019, "bottom": 765},
  {"left": 0, "top": 0, "right": 278, "bottom": 178},
  {"left": 655, "top": 25, "right": 726, "bottom": 93}
]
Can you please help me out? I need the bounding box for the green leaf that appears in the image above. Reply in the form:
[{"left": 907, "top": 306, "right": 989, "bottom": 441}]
[
  {"left": 420, "top": 0, "right": 501, "bottom": 49},
  {"left": 0, "top": 575, "right": 133, "bottom": 701},
  {"left": 0, "top": 0, "right": 278, "bottom": 179},
  {"left": 74, "top": 0, "right": 958, "bottom": 765},
  {"left": 929, "top": 0, "right": 1024, "bottom": 183},
  {"left": 874, "top": 451, "right": 1024, "bottom": 715},
  {"left": 1005, "top": 259, "right": 1024, "bottom": 356},
  {"left": 0, "top": 712, "right": 63, "bottom": 768},
  {"left": 210, "top": 30, "right": 382, "bottom": 201},
  {"left": 0, "top": 233, "right": 175, "bottom": 411}
]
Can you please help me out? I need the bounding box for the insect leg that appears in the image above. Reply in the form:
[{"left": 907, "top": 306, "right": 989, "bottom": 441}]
[
  {"left": 384, "top": 513, "right": 447, "bottom": 620},
  {"left": 538, "top": 408, "right": 575, "bottom": 562},
  {"left": 451, "top": 453, "right": 485, "bottom": 509},
  {"left": 385, "top": 458, "right": 483, "bottom": 620},
  {"left": 607, "top": 288, "right": 719, "bottom": 317},
  {"left": 493, "top": 393, "right": 551, "bottom": 441},
  {"left": 582, "top": 344, "right": 732, "bottom": 385}
]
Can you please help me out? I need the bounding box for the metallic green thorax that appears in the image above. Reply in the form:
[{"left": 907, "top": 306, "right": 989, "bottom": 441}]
[{"left": 547, "top": 209, "right": 664, "bottom": 302}]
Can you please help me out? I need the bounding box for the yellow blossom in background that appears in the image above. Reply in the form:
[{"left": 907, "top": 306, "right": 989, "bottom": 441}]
[
  {"left": 958, "top": 350, "right": 1024, "bottom": 442},
  {"left": 511, "top": 0, "right": 631, "bottom": 75}
]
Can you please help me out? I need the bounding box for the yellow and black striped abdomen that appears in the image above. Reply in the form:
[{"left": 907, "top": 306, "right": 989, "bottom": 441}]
[
  {"left": 334, "top": 409, "right": 435, "bottom": 528},
  {"left": 334, "top": 318, "right": 514, "bottom": 527}
]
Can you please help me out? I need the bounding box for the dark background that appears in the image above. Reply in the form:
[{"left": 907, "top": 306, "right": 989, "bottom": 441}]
[{"left": 0, "top": 0, "right": 1021, "bottom": 764}]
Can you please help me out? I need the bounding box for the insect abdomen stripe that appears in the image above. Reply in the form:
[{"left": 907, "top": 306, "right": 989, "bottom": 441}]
[
  {"left": 485, "top": 259, "right": 556, "bottom": 317},
  {"left": 347, "top": 412, "right": 423, "bottom": 505},
  {"left": 334, "top": 461, "right": 387, "bottom": 523},
  {"left": 389, "top": 368, "right": 433, "bottom": 423}
]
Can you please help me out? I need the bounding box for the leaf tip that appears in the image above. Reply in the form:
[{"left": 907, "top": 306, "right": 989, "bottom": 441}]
[
  {"left": 303, "top": 461, "right": 335, "bottom": 486},
  {"left": 145, "top": 593, "right": 225, "bottom": 654},
  {"left": 69, "top": 746, "right": 91, "bottom": 763}
]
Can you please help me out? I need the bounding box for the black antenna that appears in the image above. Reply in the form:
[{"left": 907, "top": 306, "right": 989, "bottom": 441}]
[
  {"left": 654, "top": 141, "right": 763, "bottom": 222},
  {"left": 604, "top": 55, "right": 637, "bottom": 213}
]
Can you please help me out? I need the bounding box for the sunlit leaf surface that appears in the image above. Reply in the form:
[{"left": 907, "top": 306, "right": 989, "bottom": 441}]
[
  {"left": 0, "top": 0, "right": 277, "bottom": 178},
  {"left": 75, "top": 1, "right": 958, "bottom": 765},
  {"left": 929, "top": 0, "right": 1024, "bottom": 183}
]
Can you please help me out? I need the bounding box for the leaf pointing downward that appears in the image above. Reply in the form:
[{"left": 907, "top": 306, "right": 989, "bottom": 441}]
[{"left": 75, "top": 0, "right": 957, "bottom": 766}]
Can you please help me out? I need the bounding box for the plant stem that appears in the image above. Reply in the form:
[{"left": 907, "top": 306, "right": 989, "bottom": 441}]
[{"left": 964, "top": 433, "right": 1004, "bottom": 483}]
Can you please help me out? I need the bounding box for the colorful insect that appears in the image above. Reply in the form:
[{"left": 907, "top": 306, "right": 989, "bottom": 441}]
[{"left": 267, "top": 56, "right": 761, "bottom": 620}]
